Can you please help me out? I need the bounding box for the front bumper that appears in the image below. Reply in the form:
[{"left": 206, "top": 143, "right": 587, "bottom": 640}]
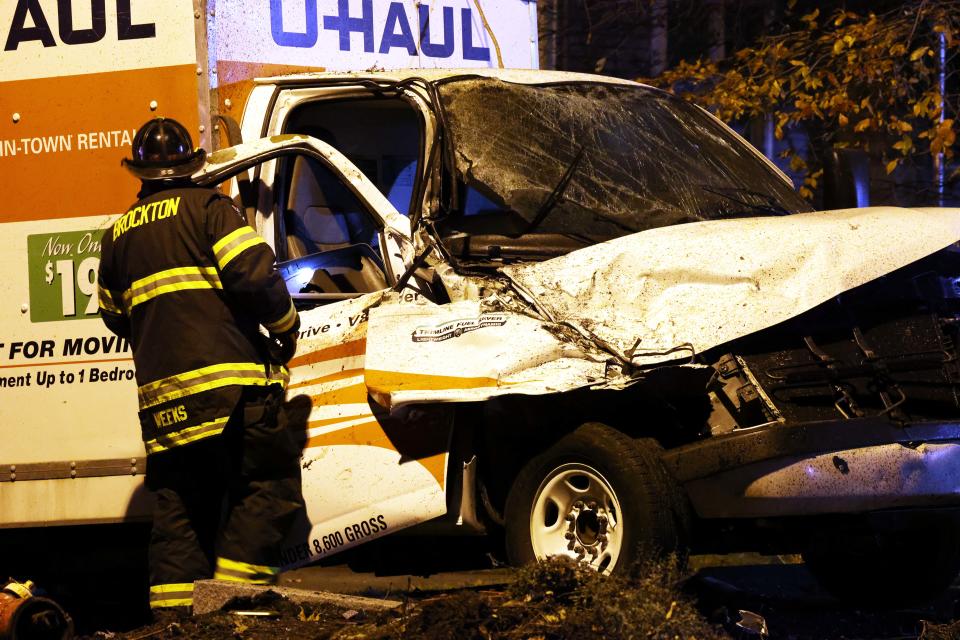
[{"left": 663, "top": 418, "right": 960, "bottom": 519}]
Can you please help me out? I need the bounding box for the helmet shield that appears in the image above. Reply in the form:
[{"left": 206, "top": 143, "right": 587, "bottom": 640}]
[{"left": 122, "top": 118, "right": 206, "bottom": 180}]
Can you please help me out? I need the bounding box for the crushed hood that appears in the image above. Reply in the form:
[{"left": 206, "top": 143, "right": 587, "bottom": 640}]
[
  {"left": 363, "top": 206, "right": 960, "bottom": 409},
  {"left": 502, "top": 206, "right": 960, "bottom": 367}
]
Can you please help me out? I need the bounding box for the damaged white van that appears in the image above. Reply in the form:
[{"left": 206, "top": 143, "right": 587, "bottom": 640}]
[
  {"left": 196, "top": 69, "right": 960, "bottom": 603},
  {"left": 6, "top": 69, "right": 960, "bottom": 605}
]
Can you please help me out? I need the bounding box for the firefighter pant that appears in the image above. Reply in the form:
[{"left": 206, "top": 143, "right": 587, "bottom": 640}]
[{"left": 145, "top": 386, "right": 303, "bottom": 610}]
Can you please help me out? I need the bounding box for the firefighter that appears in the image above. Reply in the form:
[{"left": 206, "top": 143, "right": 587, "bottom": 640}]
[{"left": 98, "top": 117, "right": 304, "bottom": 617}]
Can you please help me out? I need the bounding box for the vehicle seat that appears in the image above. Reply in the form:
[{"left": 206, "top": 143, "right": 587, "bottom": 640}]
[
  {"left": 297, "top": 244, "right": 387, "bottom": 294},
  {"left": 286, "top": 157, "right": 353, "bottom": 257},
  {"left": 326, "top": 254, "right": 387, "bottom": 292}
]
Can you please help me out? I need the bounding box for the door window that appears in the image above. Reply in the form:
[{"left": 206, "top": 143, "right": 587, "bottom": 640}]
[
  {"left": 276, "top": 155, "right": 388, "bottom": 301},
  {"left": 283, "top": 97, "right": 422, "bottom": 217}
]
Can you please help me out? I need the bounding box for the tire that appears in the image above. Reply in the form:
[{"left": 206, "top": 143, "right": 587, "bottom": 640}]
[
  {"left": 503, "top": 422, "right": 689, "bottom": 574},
  {"left": 803, "top": 519, "right": 960, "bottom": 606}
]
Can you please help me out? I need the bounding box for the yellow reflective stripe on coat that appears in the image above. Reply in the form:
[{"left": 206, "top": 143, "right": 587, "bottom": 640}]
[
  {"left": 269, "top": 363, "right": 290, "bottom": 387},
  {"left": 144, "top": 417, "right": 229, "bottom": 455},
  {"left": 124, "top": 266, "right": 222, "bottom": 310},
  {"left": 97, "top": 284, "right": 123, "bottom": 315},
  {"left": 138, "top": 362, "right": 285, "bottom": 409},
  {"left": 214, "top": 557, "right": 279, "bottom": 585},
  {"left": 149, "top": 582, "right": 194, "bottom": 609},
  {"left": 264, "top": 300, "right": 298, "bottom": 334},
  {"left": 212, "top": 227, "right": 265, "bottom": 270}
]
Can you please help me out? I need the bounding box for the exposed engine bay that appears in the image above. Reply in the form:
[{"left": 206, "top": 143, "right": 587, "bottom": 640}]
[{"left": 708, "top": 247, "right": 960, "bottom": 432}]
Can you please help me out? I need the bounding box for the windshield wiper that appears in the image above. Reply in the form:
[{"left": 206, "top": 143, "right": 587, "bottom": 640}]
[
  {"left": 520, "top": 145, "right": 587, "bottom": 235},
  {"left": 699, "top": 185, "right": 792, "bottom": 217}
]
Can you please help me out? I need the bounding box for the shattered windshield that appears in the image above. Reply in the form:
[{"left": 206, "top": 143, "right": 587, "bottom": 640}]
[{"left": 436, "top": 79, "right": 812, "bottom": 242}]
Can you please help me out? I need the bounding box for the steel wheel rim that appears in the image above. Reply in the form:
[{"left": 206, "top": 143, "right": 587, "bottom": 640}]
[{"left": 529, "top": 462, "right": 624, "bottom": 574}]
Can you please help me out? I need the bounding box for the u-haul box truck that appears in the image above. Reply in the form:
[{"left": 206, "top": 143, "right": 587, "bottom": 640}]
[
  {"left": 9, "top": 1, "right": 960, "bottom": 607},
  {"left": 0, "top": 0, "right": 537, "bottom": 538}
]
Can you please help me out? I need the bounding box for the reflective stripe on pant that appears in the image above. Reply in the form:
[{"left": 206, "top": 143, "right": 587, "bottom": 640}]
[
  {"left": 214, "top": 557, "right": 280, "bottom": 584},
  {"left": 149, "top": 583, "right": 194, "bottom": 609},
  {"left": 146, "top": 386, "right": 303, "bottom": 602}
]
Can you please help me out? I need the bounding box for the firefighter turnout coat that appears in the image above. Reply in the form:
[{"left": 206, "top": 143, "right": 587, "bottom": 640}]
[{"left": 98, "top": 185, "right": 298, "bottom": 454}]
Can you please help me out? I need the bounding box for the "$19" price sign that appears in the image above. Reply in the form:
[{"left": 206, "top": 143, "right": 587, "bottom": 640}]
[{"left": 28, "top": 229, "right": 106, "bottom": 323}]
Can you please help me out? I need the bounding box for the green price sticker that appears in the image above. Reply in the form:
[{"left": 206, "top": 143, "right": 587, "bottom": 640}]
[{"left": 27, "top": 230, "right": 106, "bottom": 323}]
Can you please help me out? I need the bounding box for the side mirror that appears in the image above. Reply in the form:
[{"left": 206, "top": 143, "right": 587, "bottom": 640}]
[{"left": 823, "top": 148, "right": 870, "bottom": 210}]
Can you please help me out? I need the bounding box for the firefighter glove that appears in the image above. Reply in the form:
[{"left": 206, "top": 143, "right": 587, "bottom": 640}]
[{"left": 268, "top": 330, "right": 298, "bottom": 365}]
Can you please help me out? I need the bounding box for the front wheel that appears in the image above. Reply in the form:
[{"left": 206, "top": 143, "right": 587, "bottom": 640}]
[{"left": 503, "top": 422, "right": 688, "bottom": 574}]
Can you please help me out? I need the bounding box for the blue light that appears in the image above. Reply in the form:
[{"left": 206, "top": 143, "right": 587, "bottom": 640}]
[{"left": 296, "top": 267, "right": 314, "bottom": 286}]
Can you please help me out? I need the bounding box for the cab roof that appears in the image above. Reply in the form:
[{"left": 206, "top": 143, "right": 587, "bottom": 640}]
[{"left": 252, "top": 67, "right": 645, "bottom": 88}]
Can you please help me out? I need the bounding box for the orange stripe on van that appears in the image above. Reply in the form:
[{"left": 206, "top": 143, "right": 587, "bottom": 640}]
[
  {"left": 289, "top": 339, "right": 366, "bottom": 369},
  {"left": 305, "top": 413, "right": 374, "bottom": 430},
  {"left": 289, "top": 368, "right": 364, "bottom": 391},
  {"left": 304, "top": 420, "right": 445, "bottom": 487},
  {"left": 365, "top": 370, "right": 506, "bottom": 392},
  {"left": 308, "top": 382, "right": 369, "bottom": 407}
]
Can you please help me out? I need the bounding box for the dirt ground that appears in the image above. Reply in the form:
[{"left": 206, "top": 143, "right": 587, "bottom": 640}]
[
  {"left": 9, "top": 528, "right": 959, "bottom": 640},
  {"left": 73, "top": 556, "right": 960, "bottom": 640}
]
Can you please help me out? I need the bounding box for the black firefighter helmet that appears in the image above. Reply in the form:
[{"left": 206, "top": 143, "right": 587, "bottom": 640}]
[{"left": 122, "top": 117, "right": 206, "bottom": 181}]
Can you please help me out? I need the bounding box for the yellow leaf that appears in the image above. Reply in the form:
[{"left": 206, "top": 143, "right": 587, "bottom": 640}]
[
  {"left": 839, "top": 114, "right": 849, "bottom": 126},
  {"left": 787, "top": 0, "right": 798, "bottom": 8},
  {"left": 854, "top": 118, "right": 871, "bottom": 132},
  {"left": 833, "top": 39, "right": 845, "bottom": 55},
  {"left": 789, "top": 154, "right": 807, "bottom": 172},
  {"left": 886, "top": 159, "right": 899, "bottom": 174},
  {"left": 665, "top": 601, "right": 678, "bottom": 621},
  {"left": 910, "top": 46, "right": 930, "bottom": 61},
  {"left": 802, "top": 9, "right": 820, "bottom": 22},
  {"left": 893, "top": 136, "right": 913, "bottom": 155},
  {"left": 799, "top": 186, "right": 814, "bottom": 200}
]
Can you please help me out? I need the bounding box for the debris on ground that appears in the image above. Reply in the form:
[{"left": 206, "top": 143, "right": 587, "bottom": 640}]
[
  {"left": 192, "top": 578, "right": 400, "bottom": 615},
  {"left": 919, "top": 619, "right": 960, "bottom": 640},
  {"left": 334, "top": 555, "right": 725, "bottom": 640},
  {"left": 87, "top": 591, "right": 356, "bottom": 640},
  {"left": 72, "top": 554, "right": 960, "bottom": 640},
  {"left": 78, "top": 555, "right": 726, "bottom": 640}
]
